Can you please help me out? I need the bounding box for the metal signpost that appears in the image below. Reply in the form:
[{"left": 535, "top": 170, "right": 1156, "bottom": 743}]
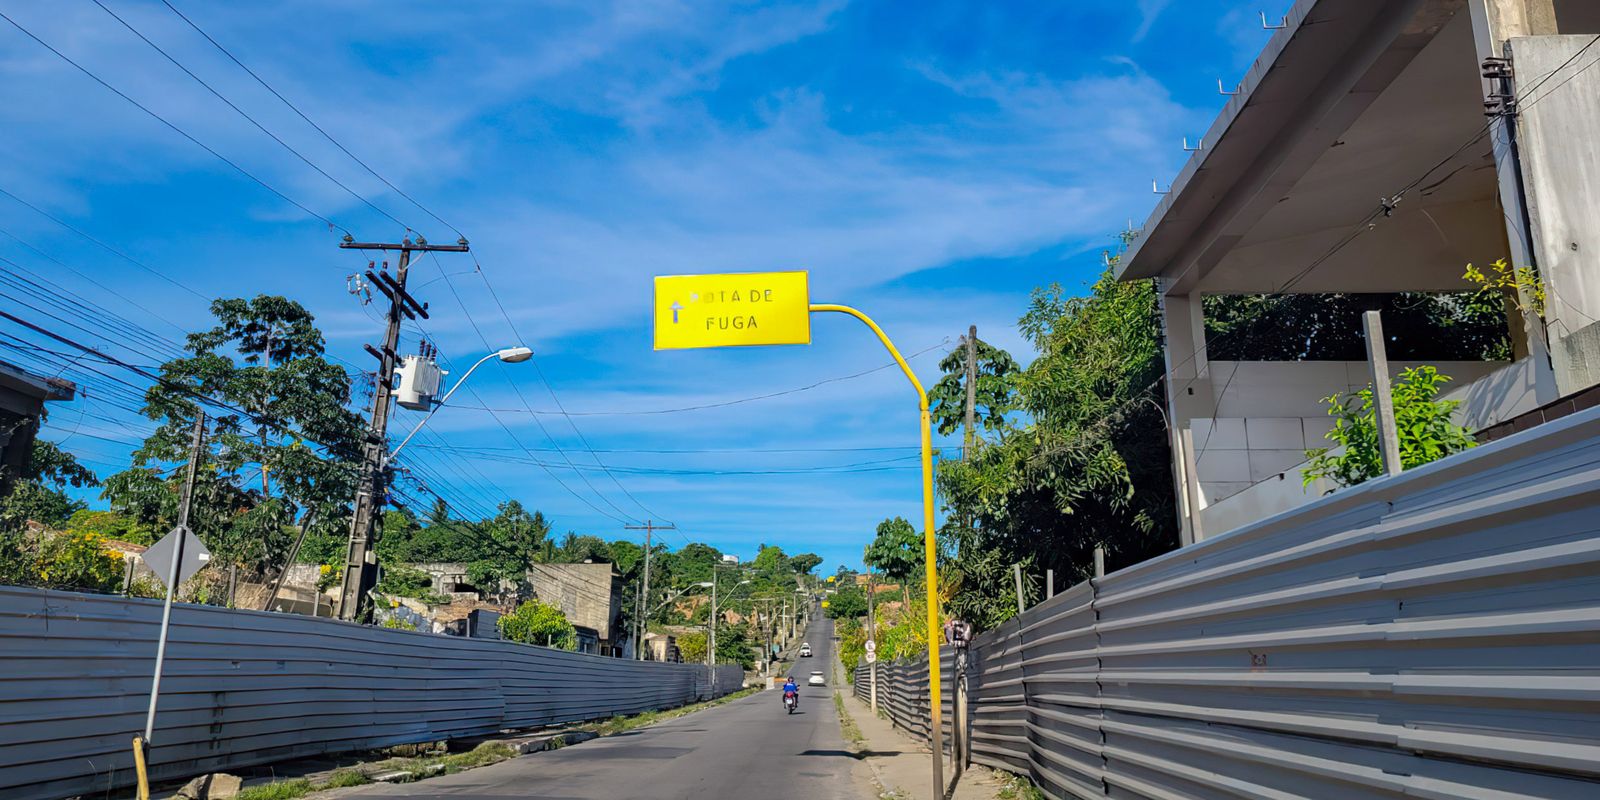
[
  {"left": 132, "top": 412, "right": 210, "bottom": 800},
  {"left": 652, "top": 271, "right": 946, "bottom": 798}
]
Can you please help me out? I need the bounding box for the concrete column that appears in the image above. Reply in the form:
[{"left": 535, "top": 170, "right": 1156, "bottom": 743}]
[
  {"left": 1159, "top": 287, "right": 1215, "bottom": 545},
  {"left": 1468, "top": 0, "right": 1564, "bottom": 403},
  {"left": 1506, "top": 33, "right": 1600, "bottom": 394}
]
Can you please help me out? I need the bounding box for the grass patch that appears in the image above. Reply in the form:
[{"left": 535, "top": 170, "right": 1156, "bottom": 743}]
[
  {"left": 323, "top": 770, "right": 370, "bottom": 788},
  {"left": 439, "top": 742, "right": 516, "bottom": 770},
  {"left": 833, "top": 691, "right": 866, "bottom": 751},
  {"left": 996, "top": 771, "right": 1047, "bottom": 800},
  {"left": 235, "top": 780, "right": 314, "bottom": 800},
  {"left": 230, "top": 767, "right": 371, "bottom": 800},
  {"left": 579, "top": 686, "right": 761, "bottom": 737}
]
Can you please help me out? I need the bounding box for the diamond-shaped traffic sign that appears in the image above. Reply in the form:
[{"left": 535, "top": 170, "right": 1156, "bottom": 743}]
[{"left": 141, "top": 525, "right": 211, "bottom": 589}]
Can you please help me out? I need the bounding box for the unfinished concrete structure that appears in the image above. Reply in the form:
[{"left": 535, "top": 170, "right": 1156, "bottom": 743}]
[
  {"left": 1120, "top": 0, "right": 1600, "bottom": 538},
  {"left": 526, "top": 561, "right": 623, "bottom": 655},
  {"left": 0, "top": 361, "right": 74, "bottom": 500}
]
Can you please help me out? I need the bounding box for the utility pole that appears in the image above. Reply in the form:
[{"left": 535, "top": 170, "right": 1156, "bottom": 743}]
[
  {"left": 337, "top": 236, "right": 467, "bottom": 622},
  {"left": 868, "top": 568, "right": 878, "bottom": 713},
  {"left": 963, "top": 325, "right": 977, "bottom": 454},
  {"left": 707, "top": 574, "right": 717, "bottom": 691},
  {"left": 625, "top": 520, "right": 674, "bottom": 659},
  {"left": 962, "top": 326, "right": 978, "bottom": 560}
]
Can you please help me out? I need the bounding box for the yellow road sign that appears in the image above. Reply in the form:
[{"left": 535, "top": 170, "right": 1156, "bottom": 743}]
[{"left": 654, "top": 271, "right": 810, "bottom": 350}]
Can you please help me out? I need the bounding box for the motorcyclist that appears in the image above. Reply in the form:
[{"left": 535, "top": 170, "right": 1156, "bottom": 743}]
[{"left": 782, "top": 676, "right": 799, "bottom": 708}]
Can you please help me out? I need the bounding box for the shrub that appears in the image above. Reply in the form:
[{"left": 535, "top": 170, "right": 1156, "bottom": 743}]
[
  {"left": 64, "top": 510, "right": 157, "bottom": 546},
  {"left": 499, "top": 598, "right": 577, "bottom": 649},
  {"left": 1303, "top": 366, "right": 1476, "bottom": 488},
  {"left": 35, "top": 532, "right": 126, "bottom": 592},
  {"left": 375, "top": 564, "right": 450, "bottom": 605}
]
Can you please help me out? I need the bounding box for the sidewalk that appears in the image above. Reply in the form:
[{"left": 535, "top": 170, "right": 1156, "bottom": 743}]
[{"left": 835, "top": 673, "right": 1008, "bottom": 800}]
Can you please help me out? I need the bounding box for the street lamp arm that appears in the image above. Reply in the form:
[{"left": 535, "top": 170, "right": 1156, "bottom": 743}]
[
  {"left": 387, "top": 347, "right": 526, "bottom": 464},
  {"left": 386, "top": 351, "right": 495, "bottom": 464}
]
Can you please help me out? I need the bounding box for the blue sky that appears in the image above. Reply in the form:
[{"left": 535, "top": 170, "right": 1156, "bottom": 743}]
[{"left": 0, "top": 0, "right": 1272, "bottom": 571}]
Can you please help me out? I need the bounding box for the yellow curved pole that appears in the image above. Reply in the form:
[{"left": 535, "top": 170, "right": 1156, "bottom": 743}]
[{"left": 809, "top": 303, "right": 944, "bottom": 797}]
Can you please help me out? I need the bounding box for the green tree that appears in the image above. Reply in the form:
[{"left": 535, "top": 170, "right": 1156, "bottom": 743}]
[
  {"left": 554, "top": 532, "right": 610, "bottom": 563},
  {"left": 1303, "top": 366, "right": 1476, "bottom": 487},
  {"left": 752, "top": 543, "right": 789, "bottom": 577},
  {"left": 469, "top": 501, "right": 549, "bottom": 595},
  {"left": 1204, "top": 292, "right": 1510, "bottom": 362},
  {"left": 824, "top": 584, "right": 867, "bottom": 620},
  {"left": 788, "top": 552, "right": 823, "bottom": 575},
  {"left": 677, "top": 630, "right": 707, "bottom": 663},
  {"left": 0, "top": 439, "right": 98, "bottom": 530},
  {"left": 712, "top": 621, "right": 754, "bottom": 668},
  {"left": 101, "top": 295, "right": 362, "bottom": 578},
  {"left": 668, "top": 542, "right": 721, "bottom": 588},
  {"left": 499, "top": 598, "right": 578, "bottom": 649},
  {"left": 927, "top": 335, "right": 1020, "bottom": 438},
  {"left": 863, "top": 517, "right": 921, "bottom": 594},
  {"left": 937, "top": 268, "right": 1176, "bottom": 630}
]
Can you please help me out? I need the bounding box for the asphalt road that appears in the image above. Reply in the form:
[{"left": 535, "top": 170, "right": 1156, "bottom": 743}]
[{"left": 341, "top": 613, "right": 864, "bottom": 800}]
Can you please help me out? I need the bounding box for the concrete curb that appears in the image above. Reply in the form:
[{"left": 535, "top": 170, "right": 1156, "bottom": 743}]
[{"left": 499, "top": 730, "right": 600, "bottom": 755}]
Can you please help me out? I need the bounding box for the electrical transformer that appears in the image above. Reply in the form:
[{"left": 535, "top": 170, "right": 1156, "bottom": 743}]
[{"left": 393, "top": 354, "right": 444, "bottom": 410}]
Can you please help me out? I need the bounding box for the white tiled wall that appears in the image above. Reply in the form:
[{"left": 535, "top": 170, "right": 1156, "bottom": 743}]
[{"left": 1194, "top": 416, "right": 1330, "bottom": 503}]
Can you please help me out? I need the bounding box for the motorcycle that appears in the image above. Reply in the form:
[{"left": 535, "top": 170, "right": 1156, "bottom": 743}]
[{"left": 783, "top": 691, "right": 798, "bottom": 714}]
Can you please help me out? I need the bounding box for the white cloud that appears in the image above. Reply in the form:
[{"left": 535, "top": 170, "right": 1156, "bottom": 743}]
[{"left": 1133, "top": 0, "right": 1174, "bottom": 42}]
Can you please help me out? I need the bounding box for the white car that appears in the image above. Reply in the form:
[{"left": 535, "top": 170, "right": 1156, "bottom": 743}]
[
  {"left": 807, "top": 671, "right": 826, "bottom": 686},
  {"left": 798, "top": 643, "right": 813, "bottom": 657}
]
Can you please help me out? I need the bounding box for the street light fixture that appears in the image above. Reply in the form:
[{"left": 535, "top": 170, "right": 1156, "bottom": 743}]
[{"left": 388, "top": 346, "right": 532, "bottom": 463}]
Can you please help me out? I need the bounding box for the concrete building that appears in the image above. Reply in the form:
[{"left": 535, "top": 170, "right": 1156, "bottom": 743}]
[
  {"left": 526, "top": 562, "right": 622, "bottom": 653},
  {"left": 643, "top": 632, "right": 681, "bottom": 662},
  {"left": 407, "top": 562, "right": 496, "bottom": 601},
  {"left": 1121, "top": 0, "right": 1600, "bottom": 539},
  {"left": 0, "top": 361, "right": 75, "bottom": 499}
]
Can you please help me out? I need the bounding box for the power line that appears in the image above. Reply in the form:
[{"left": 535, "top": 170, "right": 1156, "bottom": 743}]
[
  {"left": 90, "top": 0, "right": 415, "bottom": 235},
  {"left": 0, "top": 184, "right": 210, "bottom": 302},
  {"left": 448, "top": 339, "right": 951, "bottom": 417},
  {"left": 0, "top": 259, "right": 187, "bottom": 363},
  {"left": 157, "top": 0, "right": 466, "bottom": 240},
  {"left": 0, "top": 309, "right": 359, "bottom": 461},
  {"left": 457, "top": 254, "right": 669, "bottom": 523},
  {"left": 420, "top": 267, "right": 642, "bottom": 524},
  {"left": 0, "top": 9, "right": 350, "bottom": 235},
  {"left": 0, "top": 222, "right": 195, "bottom": 346},
  {"left": 411, "top": 443, "right": 930, "bottom": 455},
  {"left": 408, "top": 447, "right": 923, "bottom": 475}
]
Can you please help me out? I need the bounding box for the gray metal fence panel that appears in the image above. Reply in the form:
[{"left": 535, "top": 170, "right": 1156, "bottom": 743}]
[
  {"left": 896, "top": 405, "right": 1600, "bottom": 799},
  {"left": 0, "top": 587, "right": 744, "bottom": 800}
]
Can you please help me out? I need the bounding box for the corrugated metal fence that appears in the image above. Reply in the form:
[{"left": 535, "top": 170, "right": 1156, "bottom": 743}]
[
  {"left": 853, "top": 650, "right": 954, "bottom": 746},
  {"left": 865, "top": 405, "right": 1600, "bottom": 798},
  {"left": 0, "top": 587, "right": 744, "bottom": 800}
]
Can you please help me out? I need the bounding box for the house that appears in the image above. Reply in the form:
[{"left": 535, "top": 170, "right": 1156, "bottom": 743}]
[
  {"left": 643, "top": 632, "right": 680, "bottom": 662},
  {"left": 0, "top": 360, "right": 75, "bottom": 498},
  {"left": 1120, "top": 0, "right": 1600, "bottom": 540},
  {"left": 526, "top": 562, "right": 622, "bottom": 654}
]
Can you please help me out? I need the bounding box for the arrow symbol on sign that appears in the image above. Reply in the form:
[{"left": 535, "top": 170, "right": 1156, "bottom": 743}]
[{"left": 671, "top": 301, "right": 683, "bottom": 323}]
